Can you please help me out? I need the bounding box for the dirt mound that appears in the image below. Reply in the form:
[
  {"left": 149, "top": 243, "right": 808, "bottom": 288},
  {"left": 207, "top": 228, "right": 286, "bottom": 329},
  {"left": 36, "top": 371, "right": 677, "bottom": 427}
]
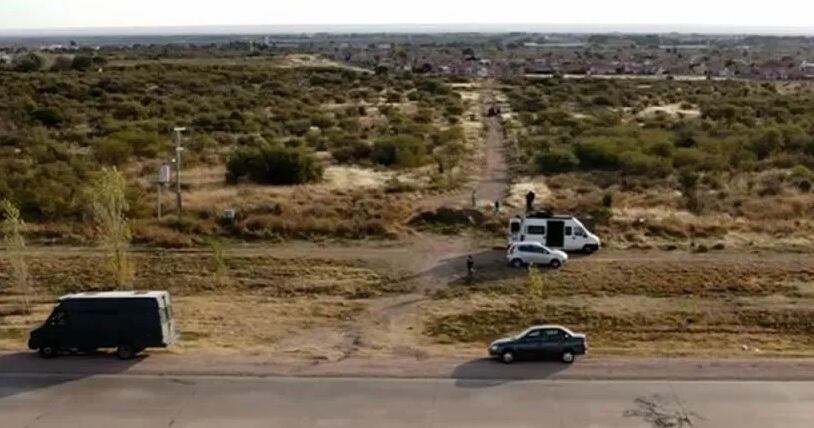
[{"left": 408, "top": 207, "right": 486, "bottom": 227}]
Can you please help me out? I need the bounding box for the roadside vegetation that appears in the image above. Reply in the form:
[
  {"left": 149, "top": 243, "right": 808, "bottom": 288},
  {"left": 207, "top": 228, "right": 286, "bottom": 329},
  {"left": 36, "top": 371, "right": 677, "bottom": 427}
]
[
  {"left": 503, "top": 77, "right": 814, "bottom": 250},
  {"left": 426, "top": 254, "right": 814, "bottom": 357},
  {"left": 0, "top": 250, "right": 409, "bottom": 355},
  {"left": 0, "top": 52, "right": 471, "bottom": 244}
]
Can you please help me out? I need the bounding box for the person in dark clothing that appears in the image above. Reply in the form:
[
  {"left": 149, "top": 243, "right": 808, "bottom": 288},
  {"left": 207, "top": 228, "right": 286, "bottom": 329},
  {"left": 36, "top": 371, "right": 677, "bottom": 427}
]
[
  {"left": 525, "top": 190, "right": 536, "bottom": 212},
  {"left": 466, "top": 255, "right": 475, "bottom": 276}
]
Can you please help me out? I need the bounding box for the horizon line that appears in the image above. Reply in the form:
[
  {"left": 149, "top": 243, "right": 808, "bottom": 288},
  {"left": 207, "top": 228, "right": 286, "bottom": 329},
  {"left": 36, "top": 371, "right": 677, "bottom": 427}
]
[{"left": 2, "top": 22, "right": 814, "bottom": 37}]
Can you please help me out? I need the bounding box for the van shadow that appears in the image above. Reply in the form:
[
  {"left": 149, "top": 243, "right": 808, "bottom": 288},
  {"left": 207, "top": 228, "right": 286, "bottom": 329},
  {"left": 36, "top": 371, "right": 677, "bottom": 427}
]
[
  {"left": 451, "top": 358, "right": 571, "bottom": 389},
  {"left": 0, "top": 351, "right": 143, "bottom": 400}
]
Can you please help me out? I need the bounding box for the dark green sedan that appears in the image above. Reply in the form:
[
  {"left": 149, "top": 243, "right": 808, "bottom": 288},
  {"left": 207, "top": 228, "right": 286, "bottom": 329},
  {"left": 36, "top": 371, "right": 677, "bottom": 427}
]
[{"left": 488, "top": 325, "right": 587, "bottom": 364}]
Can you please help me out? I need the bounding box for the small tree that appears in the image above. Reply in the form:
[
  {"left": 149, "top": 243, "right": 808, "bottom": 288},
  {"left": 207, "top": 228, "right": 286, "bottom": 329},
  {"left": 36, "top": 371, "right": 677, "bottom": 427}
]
[
  {"left": 1, "top": 200, "right": 31, "bottom": 313},
  {"left": 526, "top": 263, "right": 544, "bottom": 298},
  {"left": 88, "top": 167, "right": 134, "bottom": 289}
]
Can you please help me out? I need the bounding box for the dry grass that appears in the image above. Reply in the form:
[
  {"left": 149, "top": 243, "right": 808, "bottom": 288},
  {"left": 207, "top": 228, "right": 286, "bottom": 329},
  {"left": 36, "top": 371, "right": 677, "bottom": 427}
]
[
  {"left": 425, "top": 254, "right": 814, "bottom": 357},
  {"left": 535, "top": 171, "right": 814, "bottom": 251},
  {"left": 0, "top": 251, "right": 408, "bottom": 353}
]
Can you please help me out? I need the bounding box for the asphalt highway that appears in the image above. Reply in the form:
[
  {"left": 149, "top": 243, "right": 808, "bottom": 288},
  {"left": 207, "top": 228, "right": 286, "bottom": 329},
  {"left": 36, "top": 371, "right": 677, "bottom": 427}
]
[{"left": 2, "top": 373, "right": 813, "bottom": 427}]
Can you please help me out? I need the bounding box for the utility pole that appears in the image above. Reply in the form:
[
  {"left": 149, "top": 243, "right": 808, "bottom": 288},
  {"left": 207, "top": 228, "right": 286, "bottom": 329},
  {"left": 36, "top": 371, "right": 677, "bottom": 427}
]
[
  {"left": 173, "top": 127, "right": 186, "bottom": 218},
  {"left": 157, "top": 163, "right": 170, "bottom": 220}
]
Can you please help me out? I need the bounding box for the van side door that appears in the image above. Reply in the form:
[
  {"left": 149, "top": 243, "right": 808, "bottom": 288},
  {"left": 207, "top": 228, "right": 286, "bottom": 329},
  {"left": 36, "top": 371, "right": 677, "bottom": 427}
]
[{"left": 546, "top": 221, "right": 565, "bottom": 248}]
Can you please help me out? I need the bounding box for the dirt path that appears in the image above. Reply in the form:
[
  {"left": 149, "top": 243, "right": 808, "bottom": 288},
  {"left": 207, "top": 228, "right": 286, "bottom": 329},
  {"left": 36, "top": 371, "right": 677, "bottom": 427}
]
[
  {"left": 337, "top": 83, "right": 513, "bottom": 360},
  {"left": 477, "top": 93, "right": 510, "bottom": 203}
]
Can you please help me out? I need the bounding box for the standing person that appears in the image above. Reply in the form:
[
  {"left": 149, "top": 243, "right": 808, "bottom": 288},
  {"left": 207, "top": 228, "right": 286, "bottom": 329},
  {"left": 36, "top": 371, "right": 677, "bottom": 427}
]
[
  {"left": 493, "top": 199, "right": 501, "bottom": 214},
  {"left": 525, "top": 190, "right": 536, "bottom": 212},
  {"left": 466, "top": 255, "right": 475, "bottom": 276},
  {"left": 471, "top": 189, "right": 477, "bottom": 209}
]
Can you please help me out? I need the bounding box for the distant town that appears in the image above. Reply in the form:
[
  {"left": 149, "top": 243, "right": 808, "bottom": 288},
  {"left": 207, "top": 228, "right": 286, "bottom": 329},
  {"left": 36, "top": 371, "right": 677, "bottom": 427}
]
[{"left": 2, "top": 32, "right": 814, "bottom": 80}]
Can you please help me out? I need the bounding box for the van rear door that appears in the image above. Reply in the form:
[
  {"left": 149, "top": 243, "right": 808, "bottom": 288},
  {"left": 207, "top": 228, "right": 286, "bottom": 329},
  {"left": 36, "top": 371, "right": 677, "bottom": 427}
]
[{"left": 159, "top": 294, "right": 176, "bottom": 345}]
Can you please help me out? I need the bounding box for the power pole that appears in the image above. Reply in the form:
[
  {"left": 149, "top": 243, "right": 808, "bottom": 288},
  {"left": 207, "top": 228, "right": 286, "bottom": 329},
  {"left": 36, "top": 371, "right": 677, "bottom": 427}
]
[
  {"left": 157, "top": 163, "right": 170, "bottom": 220},
  {"left": 173, "top": 127, "right": 186, "bottom": 217}
]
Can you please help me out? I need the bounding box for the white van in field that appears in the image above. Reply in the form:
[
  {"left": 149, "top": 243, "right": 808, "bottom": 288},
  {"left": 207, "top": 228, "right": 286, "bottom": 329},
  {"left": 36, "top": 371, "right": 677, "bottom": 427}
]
[{"left": 508, "top": 212, "right": 601, "bottom": 254}]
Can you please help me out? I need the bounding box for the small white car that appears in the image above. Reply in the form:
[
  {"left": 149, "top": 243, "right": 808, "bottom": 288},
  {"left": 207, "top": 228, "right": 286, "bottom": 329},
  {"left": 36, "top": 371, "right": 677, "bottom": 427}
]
[{"left": 507, "top": 242, "right": 568, "bottom": 269}]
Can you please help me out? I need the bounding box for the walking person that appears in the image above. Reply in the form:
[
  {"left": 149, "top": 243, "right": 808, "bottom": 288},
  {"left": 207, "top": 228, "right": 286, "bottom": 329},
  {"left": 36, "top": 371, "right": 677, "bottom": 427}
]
[
  {"left": 471, "top": 189, "right": 477, "bottom": 209},
  {"left": 466, "top": 255, "right": 475, "bottom": 277},
  {"left": 493, "top": 199, "right": 500, "bottom": 214}
]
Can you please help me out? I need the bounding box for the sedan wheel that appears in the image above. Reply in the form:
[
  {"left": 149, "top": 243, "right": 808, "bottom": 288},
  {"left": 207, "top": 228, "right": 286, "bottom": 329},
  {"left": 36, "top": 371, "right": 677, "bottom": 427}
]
[
  {"left": 561, "top": 350, "right": 575, "bottom": 364},
  {"left": 501, "top": 350, "right": 516, "bottom": 364},
  {"left": 510, "top": 258, "right": 523, "bottom": 268},
  {"left": 549, "top": 259, "right": 562, "bottom": 269}
]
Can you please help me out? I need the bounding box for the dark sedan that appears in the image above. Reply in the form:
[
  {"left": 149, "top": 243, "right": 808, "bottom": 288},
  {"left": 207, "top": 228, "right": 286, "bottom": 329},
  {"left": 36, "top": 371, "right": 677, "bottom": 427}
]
[{"left": 488, "top": 325, "right": 587, "bottom": 364}]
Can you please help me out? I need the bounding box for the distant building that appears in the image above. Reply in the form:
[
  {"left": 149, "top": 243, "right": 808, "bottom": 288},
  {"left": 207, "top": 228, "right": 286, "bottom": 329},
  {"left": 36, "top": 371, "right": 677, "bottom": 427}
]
[{"left": 801, "top": 61, "right": 814, "bottom": 78}]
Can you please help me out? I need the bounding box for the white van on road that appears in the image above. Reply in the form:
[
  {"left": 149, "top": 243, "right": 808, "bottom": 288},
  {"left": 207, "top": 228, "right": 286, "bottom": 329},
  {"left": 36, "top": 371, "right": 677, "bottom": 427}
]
[{"left": 508, "top": 212, "right": 601, "bottom": 254}]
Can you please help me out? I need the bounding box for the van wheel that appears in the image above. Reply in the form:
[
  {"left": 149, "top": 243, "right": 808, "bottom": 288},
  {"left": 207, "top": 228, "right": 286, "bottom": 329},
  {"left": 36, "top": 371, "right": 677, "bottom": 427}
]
[
  {"left": 116, "top": 344, "right": 137, "bottom": 360},
  {"left": 549, "top": 259, "right": 562, "bottom": 269},
  {"left": 582, "top": 245, "right": 596, "bottom": 254},
  {"left": 39, "top": 346, "right": 58, "bottom": 359},
  {"left": 510, "top": 258, "right": 523, "bottom": 268}
]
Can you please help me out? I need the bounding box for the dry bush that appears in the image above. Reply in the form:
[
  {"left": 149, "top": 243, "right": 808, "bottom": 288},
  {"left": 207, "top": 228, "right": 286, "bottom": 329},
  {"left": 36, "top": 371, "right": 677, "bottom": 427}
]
[
  {"left": 87, "top": 167, "right": 134, "bottom": 288},
  {"left": 131, "top": 221, "right": 196, "bottom": 248},
  {"left": 1, "top": 200, "right": 32, "bottom": 312}
]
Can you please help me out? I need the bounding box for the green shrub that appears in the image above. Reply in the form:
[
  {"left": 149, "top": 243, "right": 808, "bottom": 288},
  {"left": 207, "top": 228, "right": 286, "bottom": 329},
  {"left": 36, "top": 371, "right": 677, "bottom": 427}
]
[
  {"left": 751, "top": 128, "right": 783, "bottom": 160},
  {"left": 534, "top": 148, "right": 579, "bottom": 174},
  {"left": 93, "top": 138, "right": 133, "bottom": 166},
  {"left": 12, "top": 53, "right": 45, "bottom": 72},
  {"left": 371, "top": 135, "right": 426, "bottom": 168},
  {"left": 619, "top": 151, "right": 671, "bottom": 176},
  {"left": 226, "top": 144, "right": 322, "bottom": 185},
  {"left": 71, "top": 55, "right": 95, "bottom": 71},
  {"left": 112, "top": 102, "right": 145, "bottom": 121},
  {"left": 331, "top": 140, "right": 372, "bottom": 164},
  {"left": 574, "top": 137, "right": 637, "bottom": 170},
  {"left": 790, "top": 164, "right": 813, "bottom": 179},
  {"left": 29, "top": 107, "right": 64, "bottom": 127}
]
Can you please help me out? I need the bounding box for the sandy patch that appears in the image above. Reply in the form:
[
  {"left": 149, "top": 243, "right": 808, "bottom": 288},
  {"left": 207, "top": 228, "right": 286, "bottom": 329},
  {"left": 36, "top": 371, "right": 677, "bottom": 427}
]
[
  {"left": 275, "top": 54, "right": 373, "bottom": 74},
  {"left": 637, "top": 103, "right": 701, "bottom": 118},
  {"left": 322, "top": 166, "right": 394, "bottom": 190}
]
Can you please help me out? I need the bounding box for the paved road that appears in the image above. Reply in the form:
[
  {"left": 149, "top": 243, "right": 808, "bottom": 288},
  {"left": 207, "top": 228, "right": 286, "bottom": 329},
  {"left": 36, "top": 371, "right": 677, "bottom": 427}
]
[{"left": 1, "top": 374, "right": 813, "bottom": 427}]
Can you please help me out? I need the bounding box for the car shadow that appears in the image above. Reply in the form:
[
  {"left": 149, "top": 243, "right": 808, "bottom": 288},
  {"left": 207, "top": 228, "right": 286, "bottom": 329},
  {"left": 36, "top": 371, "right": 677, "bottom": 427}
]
[
  {"left": 0, "top": 351, "right": 143, "bottom": 400},
  {"left": 451, "top": 357, "right": 571, "bottom": 389}
]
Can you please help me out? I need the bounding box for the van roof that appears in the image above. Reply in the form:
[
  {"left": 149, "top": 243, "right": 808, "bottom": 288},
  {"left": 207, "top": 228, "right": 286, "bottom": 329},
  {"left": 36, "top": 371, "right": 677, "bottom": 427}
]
[
  {"left": 524, "top": 215, "right": 576, "bottom": 220},
  {"left": 59, "top": 291, "right": 169, "bottom": 301}
]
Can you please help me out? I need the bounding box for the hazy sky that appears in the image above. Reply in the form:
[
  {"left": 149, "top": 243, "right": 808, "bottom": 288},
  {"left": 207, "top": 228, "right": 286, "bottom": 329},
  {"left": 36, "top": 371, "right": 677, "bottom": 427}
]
[{"left": 1, "top": 0, "right": 813, "bottom": 30}]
